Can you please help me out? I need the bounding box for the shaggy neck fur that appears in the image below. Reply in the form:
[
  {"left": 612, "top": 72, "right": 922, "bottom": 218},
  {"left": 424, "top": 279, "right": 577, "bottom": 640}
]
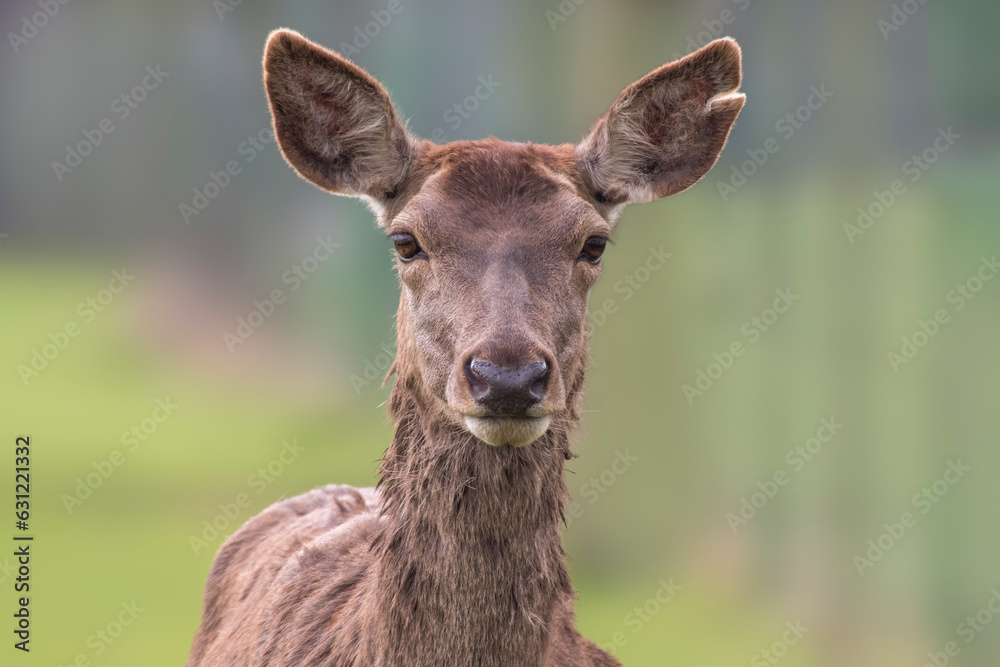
[{"left": 360, "top": 333, "right": 581, "bottom": 666}]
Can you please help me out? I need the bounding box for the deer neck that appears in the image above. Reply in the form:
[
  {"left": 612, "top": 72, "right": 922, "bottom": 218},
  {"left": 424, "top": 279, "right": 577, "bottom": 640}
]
[{"left": 365, "top": 363, "right": 577, "bottom": 666}]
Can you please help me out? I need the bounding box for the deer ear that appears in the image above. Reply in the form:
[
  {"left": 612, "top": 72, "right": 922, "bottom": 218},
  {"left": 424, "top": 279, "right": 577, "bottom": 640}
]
[
  {"left": 263, "top": 29, "right": 416, "bottom": 203},
  {"left": 577, "top": 38, "right": 745, "bottom": 207}
]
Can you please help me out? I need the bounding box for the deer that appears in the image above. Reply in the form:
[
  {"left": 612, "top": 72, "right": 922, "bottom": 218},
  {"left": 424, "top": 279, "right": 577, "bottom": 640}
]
[{"left": 186, "top": 28, "right": 744, "bottom": 667}]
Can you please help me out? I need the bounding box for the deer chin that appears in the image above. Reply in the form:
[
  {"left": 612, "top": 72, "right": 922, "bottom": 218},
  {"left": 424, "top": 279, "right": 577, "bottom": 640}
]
[{"left": 463, "top": 415, "right": 552, "bottom": 448}]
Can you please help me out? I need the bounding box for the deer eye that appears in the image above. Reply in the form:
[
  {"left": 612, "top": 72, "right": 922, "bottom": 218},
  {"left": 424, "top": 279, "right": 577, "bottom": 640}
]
[
  {"left": 579, "top": 236, "right": 607, "bottom": 264},
  {"left": 391, "top": 233, "right": 424, "bottom": 262}
]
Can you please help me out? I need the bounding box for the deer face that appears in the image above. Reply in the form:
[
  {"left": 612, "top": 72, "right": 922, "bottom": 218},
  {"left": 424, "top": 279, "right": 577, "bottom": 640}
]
[
  {"left": 383, "top": 141, "right": 611, "bottom": 448},
  {"left": 264, "top": 30, "right": 744, "bottom": 447}
]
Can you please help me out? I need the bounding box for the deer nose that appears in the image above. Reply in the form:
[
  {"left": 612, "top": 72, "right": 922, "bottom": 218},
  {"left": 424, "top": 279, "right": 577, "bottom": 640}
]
[{"left": 465, "top": 359, "right": 549, "bottom": 417}]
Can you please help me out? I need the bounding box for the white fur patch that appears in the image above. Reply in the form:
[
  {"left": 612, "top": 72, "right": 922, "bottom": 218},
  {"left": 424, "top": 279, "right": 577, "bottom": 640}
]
[
  {"left": 464, "top": 416, "right": 552, "bottom": 448},
  {"left": 358, "top": 194, "right": 386, "bottom": 217}
]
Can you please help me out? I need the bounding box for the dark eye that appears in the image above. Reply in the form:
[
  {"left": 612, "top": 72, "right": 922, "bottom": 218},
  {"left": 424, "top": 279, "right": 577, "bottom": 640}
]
[
  {"left": 579, "top": 236, "right": 607, "bottom": 264},
  {"left": 391, "top": 233, "right": 425, "bottom": 262}
]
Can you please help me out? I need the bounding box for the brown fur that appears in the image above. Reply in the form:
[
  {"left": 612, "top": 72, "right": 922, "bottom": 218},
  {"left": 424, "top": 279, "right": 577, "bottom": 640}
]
[{"left": 187, "top": 29, "right": 744, "bottom": 666}]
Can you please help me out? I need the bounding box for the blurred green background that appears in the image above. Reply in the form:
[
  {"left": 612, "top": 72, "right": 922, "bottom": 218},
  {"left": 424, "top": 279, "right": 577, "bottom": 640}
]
[{"left": 2, "top": 0, "right": 999, "bottom": 665}]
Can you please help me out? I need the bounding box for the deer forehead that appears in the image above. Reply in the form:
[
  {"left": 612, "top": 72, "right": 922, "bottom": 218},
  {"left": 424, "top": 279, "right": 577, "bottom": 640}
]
[{"left": 387, "top": 142, "right": 611, "bottom": 253}]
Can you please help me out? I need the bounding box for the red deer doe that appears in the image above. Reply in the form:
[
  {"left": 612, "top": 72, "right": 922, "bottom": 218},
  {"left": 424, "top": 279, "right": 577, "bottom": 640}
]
[{"left": 187, "top": 29, "right": 744, "bottom": 667}]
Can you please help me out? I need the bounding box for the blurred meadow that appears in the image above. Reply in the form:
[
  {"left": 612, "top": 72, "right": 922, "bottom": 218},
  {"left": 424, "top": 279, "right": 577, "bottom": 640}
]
[{"left": 2, "top": 0, "right": 1000, "bottom": 665}]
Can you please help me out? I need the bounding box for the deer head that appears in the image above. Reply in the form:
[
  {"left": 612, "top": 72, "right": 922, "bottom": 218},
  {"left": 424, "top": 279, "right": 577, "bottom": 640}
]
[{"left": 264, "top": 29, "right": 744, "bottom": 448}]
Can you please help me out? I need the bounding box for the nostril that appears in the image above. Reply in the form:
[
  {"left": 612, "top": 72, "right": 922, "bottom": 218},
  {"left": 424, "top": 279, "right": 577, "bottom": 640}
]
[
  {"left": 465, "top": 359, "right": 490, "bottom": 401},
  {"left": 528, "top": 362, "right": 549, "bottom": 403}
]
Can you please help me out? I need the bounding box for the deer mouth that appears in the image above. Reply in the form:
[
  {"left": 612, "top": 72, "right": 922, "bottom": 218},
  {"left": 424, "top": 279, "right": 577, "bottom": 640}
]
[{"left": 463, "top": 415, "right": 552, "bottom": 448}]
